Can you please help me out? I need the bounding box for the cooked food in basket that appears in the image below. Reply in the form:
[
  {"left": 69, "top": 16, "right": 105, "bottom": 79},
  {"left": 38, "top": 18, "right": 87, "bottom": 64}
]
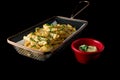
[{"left": 23, "top": 23, "right": 76, "bottom": 52}]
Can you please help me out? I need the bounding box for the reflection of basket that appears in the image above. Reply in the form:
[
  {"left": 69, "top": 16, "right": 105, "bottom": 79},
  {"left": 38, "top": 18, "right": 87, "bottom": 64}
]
[{"left": 14, "top": 46, "right": 51, "bottom": 61}]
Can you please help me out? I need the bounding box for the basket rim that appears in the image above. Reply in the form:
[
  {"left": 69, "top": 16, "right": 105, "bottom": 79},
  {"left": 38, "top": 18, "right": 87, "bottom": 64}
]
[{"left": 7, "top": 16, "right": 88, "bottom": 55}]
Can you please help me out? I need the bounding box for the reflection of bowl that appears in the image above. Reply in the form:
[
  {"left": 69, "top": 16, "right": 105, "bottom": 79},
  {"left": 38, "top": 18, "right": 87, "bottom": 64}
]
[{"left": 71, "top": 38, "right": 104, "bottom": 64}]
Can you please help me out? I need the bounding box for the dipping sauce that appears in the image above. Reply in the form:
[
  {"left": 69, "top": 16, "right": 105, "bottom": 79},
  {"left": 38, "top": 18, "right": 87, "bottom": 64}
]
[{"left": 79, "top": 44, "right": 97, "bottom": 52}]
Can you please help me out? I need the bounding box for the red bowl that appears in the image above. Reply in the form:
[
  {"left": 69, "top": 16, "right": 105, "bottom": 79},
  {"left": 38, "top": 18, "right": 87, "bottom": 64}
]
[{"left": 71, "top": 38, "right": 104, "bottom": 64}]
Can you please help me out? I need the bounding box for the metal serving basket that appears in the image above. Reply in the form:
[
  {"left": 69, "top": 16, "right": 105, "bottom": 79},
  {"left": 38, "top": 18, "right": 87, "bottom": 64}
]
[{"left": 7, "top": 1, "right": 89, "bottom": 61}]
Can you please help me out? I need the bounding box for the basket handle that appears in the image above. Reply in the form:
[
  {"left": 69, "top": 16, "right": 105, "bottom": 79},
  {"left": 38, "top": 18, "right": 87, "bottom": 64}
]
[{"left": 70, "top": 0, "right": 90, "bottom": 19}]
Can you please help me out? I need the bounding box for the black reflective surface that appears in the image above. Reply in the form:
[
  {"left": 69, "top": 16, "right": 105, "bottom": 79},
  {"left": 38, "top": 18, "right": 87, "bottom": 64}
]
[{"left": 1, "top": 0, "right": 115, "bottom": 66}]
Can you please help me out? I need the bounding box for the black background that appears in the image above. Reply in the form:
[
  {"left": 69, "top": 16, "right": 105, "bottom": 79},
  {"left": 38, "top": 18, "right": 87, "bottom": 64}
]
[{"left": 1, "top": 0, "right": 116, "bottom": 66}]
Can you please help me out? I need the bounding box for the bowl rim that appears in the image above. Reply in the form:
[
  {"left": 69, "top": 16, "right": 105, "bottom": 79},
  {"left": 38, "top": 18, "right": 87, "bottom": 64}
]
[{"left": 71, "top": 38, "right": 105, "bottom": 55}]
